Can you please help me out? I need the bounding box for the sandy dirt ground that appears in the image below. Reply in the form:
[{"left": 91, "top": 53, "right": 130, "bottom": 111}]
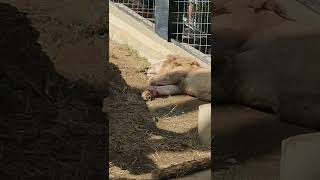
[
  {"left": 106, "top": 41, "right": 211, "bottom": 179},
  {"left": 0, "top": 1, "right": 108, "bottom": 179}
]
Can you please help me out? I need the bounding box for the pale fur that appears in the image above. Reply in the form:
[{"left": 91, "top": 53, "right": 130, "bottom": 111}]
[{"left": 142, "top": 55, "right": 211, "bottom": 102}]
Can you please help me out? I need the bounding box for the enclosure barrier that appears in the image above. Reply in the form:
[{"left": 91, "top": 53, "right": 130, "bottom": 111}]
[
  {"left": 110, "top": 0, "right": 211, "bottom": 64},
  {"left": 170, "top": 0, "right": 211, "bottom": 55},
  {"left": 110, "top": 0, "right": 155, "bottom": 27}
]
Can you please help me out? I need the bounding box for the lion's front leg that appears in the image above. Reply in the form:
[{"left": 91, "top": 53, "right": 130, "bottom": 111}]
[{"left": 142, "top": 85, "right": 182, "bottom": 101}]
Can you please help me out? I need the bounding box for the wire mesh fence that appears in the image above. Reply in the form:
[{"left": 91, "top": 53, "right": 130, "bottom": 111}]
[
  {"left": 110, "top": 0, "right": 155, "bottom": 26},
  {"left": 170, "top": 0, "right": 211, "bottom": 55},
  {"left": 110, "top": 0, "right": 211, "bottom": 61}
]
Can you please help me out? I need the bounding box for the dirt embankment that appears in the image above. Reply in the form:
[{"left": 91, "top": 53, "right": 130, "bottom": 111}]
[{"left": 0, "top": 1, "right": 108, "bottom": 179}]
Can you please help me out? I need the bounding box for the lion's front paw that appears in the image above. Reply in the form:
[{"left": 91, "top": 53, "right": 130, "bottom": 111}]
[
  {"left": 142, "top": 89, "right": 154, "bottom": 101},
  {"left": 142, "top": 87, "right": 159, "bottom": 101}
]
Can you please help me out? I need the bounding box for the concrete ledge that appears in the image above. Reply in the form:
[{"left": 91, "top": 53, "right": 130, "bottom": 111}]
[{"left": 109, "top": 2, "right": 210, "bottom": 69}]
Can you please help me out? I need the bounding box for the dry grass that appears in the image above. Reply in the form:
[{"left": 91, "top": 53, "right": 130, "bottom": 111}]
[{"left": 125, "top": 44, "right": 151, "bottom": 73}]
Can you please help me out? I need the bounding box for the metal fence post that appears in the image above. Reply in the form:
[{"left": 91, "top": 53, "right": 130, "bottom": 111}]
[{"left": 155, "top": 0, "right": 170, "bottom": 41}]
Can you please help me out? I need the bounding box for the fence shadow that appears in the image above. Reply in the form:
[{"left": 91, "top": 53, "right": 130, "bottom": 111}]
[{"left": 0, "top": 3, "right": 107, "bottom": 179}]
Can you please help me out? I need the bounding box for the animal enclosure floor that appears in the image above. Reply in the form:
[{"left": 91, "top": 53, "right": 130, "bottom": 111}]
[{"left": 105, "top": 41, "right": 210, "bottom": 179}]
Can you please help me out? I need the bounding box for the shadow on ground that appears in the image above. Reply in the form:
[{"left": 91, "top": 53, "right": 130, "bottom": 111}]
[
  {"left": 0, "top": 3, "right": 107, "bottom": 179},
  {"left": 107, "top": 61, "right": 209, "bottom": 177},
  {"left": 212, "top": 105, "right": 315, "bottom": 173},
  {"left": 149, "top": 97, "right": 206, "bottom": 119}
]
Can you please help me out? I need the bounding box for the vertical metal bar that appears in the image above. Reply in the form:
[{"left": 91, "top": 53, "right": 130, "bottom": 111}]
[
  {"left": 193, "top": 0, "right": 197, "bottom": 50},
  {"left": 199, "top": 1, "right": 203, "bottom": 53},
  {"left": 185, "top": 0, "right": 189, "bottom": 46},
  {"left": 177, "top": 0, "right": 180, "bottom": 41},
  {"left": 155, "top": 0, "right": 170, "bottom": 40},
  {"left": 207, "top": 0, "right": 210, "bottom": 54},
  {"left": 168, "top": 0, "right": 172, "bottom": 42}
]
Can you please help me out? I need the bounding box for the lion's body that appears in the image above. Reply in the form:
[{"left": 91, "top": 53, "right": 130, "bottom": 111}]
[{"left": 142, "top": 55, "right": 211, "bottom": 102}]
